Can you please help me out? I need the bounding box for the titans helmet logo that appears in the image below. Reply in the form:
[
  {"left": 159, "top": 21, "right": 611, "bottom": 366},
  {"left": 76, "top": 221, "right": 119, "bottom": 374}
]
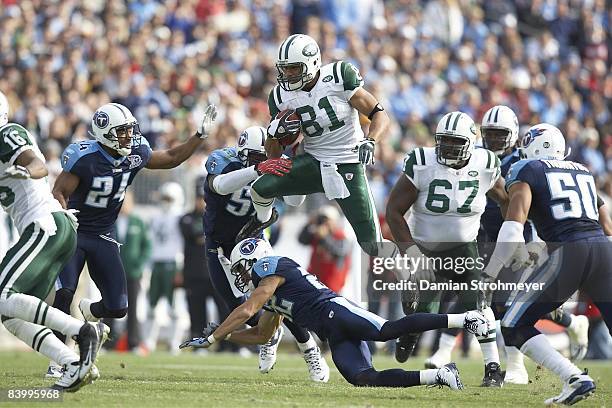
[
  {"left": 93, "top": 111, "right": 110, "bottom": 129},
  {"left": 522, "top": 127, "right": 545, "bottom": 148},
  {"left": 239, "top": 238, "right": 260, "bottom": 255}
]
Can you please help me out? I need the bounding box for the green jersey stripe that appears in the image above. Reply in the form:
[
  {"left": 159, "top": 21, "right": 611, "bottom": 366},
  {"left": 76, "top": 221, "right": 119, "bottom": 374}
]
[
  {"left": 486, "top": 150, "right": 493, "bottom": 168},
  {"left": 418, "top": 148, "right": 426, "bottom": 165},
  {"left": 275, "top": 86, "right": 283, "bottom": 105},
  {"left": 332, "top": 62, "right": 340, "bottom": 83}
]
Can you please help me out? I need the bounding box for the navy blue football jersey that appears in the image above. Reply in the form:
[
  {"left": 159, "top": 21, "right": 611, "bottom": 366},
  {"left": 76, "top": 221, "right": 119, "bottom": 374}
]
[
  {"left": 61, "top": 138, "right": 152, "bottom": 234},
  {"left": 203, "top": 148, "right": 256, "bottom": 244},
  {"left": 505, "top": 159, "right": 603, "bottom": 242},
  {"left": 251, "top": 256, "right": 338, "bottom": 333},
  {"left": 480, "top": 149, "right": 534, "bottom": 242}
]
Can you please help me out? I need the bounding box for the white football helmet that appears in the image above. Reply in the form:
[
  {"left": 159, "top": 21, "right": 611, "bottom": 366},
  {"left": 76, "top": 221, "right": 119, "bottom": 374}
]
[
  {"left": 519, "top": 123, "right": 567, "bottom": 160},
  {"left": 237, "top": 126, "right": 267, "bottom": 167},
  {"left": 0, "top": 91, "right": 9, "bottom": 127},
  {"left": 230, "top": 238, "right": 274, "bottom": 293},
  {"left": 481, "top": 105, "right": 519, "bottom": 155},
  {"left": 435, "top": 111, "right": 477, "bottom": 167},
  {"left": 276, "top": 34, "right": 321, "bottom": 91},
  {"left": 158, "top": 181, "right": 184, "bottom": 210},
  {"left": 90, "top": 103, "right": 140, "bottom": 156}
]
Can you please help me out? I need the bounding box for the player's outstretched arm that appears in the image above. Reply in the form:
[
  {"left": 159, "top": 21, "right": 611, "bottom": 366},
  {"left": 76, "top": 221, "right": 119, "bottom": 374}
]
[
  {"left": 225, "top": 311, "right": 283, "bottom": 345},
  {"left": 52, "top": 171, "right": 80, "bottom": 209},
  {"left": 210, "top": 276, "right": 284, "bottom": 341},
  {"left": 596, "top": 199, "right": 612, "bottom": 236},
  {"left": 147, "top": 104, "right": 217, "bottom": 169},
  {"left": 385, "top": 174, "right": 418, "bottom": 253},
  {"left": 349, "top": 88, "right": 390, "bottom": 143}
]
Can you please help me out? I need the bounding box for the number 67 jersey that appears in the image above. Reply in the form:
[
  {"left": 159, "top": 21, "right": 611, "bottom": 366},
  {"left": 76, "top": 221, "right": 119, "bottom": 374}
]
[
  {"left": 61, "top": 138, "right": 152, "bottom": 234},
  {"left": 505, "top": 159, "right": 603, "bottom": 242},
  {"left": 404, "top": 147, "right": 501, "bottom": 251}
]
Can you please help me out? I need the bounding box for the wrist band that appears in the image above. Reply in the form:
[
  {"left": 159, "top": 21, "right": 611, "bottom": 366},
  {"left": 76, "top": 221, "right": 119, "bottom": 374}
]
[{"left": 207, "top": 334, "right": 216, "bottom": 344}]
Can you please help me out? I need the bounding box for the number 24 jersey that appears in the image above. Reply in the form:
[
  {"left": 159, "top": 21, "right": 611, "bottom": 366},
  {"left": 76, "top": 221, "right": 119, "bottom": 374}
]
[{"left": 61, "top": 138, "right": 152, "bottom": 234}]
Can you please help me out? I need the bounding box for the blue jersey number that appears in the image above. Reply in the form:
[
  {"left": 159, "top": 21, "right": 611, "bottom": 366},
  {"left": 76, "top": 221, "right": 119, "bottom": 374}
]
[
  {"left": 546, "top": 172, "right": 598, "bottom": 221},
  {"left": 85, "top": 172, "right": 131, "bottom": 208},
  {"left": 225, "top": 187, "right": 253, "bottom": 217}
]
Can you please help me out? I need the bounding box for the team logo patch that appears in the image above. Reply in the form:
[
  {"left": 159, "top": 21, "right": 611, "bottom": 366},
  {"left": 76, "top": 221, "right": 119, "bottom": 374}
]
[
  {"left": 62, "top": 154, "right": 69, "bottom": 166},
  {"left": 470, "top": 124, "right": 477, "bottom": 135},
  {"left": 468, "top": 170, "right": 478, "bottom": 177},
  {"left": 239, "top": 238, "right": 259, "bottom": 255},
  {"left": 238, "top": 131, "right": 248, "bottom": 147},
  {"left": 345, "top": 173, "right": 353, "bottom": 181},
  {"left": 302, "top": 43, "right": 318, "bottom": 57},
  {"left": 522, "top": 127, "right": 545, "bottom": 148},
  {"left": 322, "top": 75, "right": 333, "bottom": 82},
  {"left": 127, "top": 155, "right": 142, "bottom": 169},
  {"left": 262, "top": 261, "right": 269, "bottom": 272},
  {"left": 93, "top": 111, "right": 109, "bottom": 129}
]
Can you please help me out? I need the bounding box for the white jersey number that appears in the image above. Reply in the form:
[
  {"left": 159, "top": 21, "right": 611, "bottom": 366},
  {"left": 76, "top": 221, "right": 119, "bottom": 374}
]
[
  {"left": 85, "top": 172, "right": 131, "bottom": 208},
  {"left": 546, "top": 172, "right": 598, "bottom": 220},
  {"left": 225, "top": 187, "right": 253, "bottom": 217}
]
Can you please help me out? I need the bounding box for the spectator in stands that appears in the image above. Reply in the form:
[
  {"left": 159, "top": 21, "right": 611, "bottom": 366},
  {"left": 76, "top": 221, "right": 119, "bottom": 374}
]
[{"left": 298, "top": 205, "right": 351, "bottom": 293}]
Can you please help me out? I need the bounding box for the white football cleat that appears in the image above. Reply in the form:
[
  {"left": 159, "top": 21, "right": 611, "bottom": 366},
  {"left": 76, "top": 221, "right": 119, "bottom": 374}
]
[
  {"left": 463, "top": 311, "right": 489, "bottom": 337},
  {"left": 424, "top": 349, "right": 452, "bottom": 369},
  {"left": 45, "top": 363, "right": 63, "bottom": 379},
  {"left": 567, "top": 315, "right": 589, "bottom": 362},
  {"left": 259, "top": 326, "right": 283, "bottom": 373},
  {"left": 505, "top": 364, "right": 529, "bottom": 385},
  {"left": 79, "top": 298, "right": 100, "bottom": 322},
  {"left": 544, "top": 371, "right": 595, "bottom": 405},
  {"left": 52, "top": 360, "right": 90, "bottom": 392},
  {"left": 303, "top": 346, "right": 330, "bottom": 383},
  {"left": 432, "top": 362, "right": 464, "bottom": 390}
]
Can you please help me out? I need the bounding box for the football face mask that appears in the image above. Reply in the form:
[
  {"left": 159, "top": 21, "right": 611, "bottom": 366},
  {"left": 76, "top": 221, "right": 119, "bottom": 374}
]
[
  {"left": 231, "top": 259, "right": 256, "bottom": 293},
  {"left": 435, "top": 133, "right": 472, "bottom": 166},
  {"left": 482, "top": 127, "right": 512, "bottom": 155}
]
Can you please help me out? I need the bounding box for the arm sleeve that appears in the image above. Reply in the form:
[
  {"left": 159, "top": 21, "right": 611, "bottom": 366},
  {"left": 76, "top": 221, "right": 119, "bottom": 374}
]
[
  {"left": 211, "top": 166, "right": 259, "bottom": 195},
  {"left": 597, "top": 195, "right": 604, "bottom": 208}
]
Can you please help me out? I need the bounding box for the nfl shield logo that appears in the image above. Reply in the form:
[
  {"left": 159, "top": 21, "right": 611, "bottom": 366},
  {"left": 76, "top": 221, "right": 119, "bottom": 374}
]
[{"left": 345, "top": 173, "right": 353, "bottom": 181}]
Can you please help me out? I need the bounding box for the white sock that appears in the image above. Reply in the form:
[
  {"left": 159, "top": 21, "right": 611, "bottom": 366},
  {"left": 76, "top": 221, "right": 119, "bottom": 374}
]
[
  {"left": 477, "top": 310, "right": 499, "bottom": 365},
  {"left": 250, "top": 187, "right": 274, "bottom": 222},
  {"left": 419, "top": 369, "right": 439, "bottom": 385},
  {"left": 505, "top": 346, "right": 525, "bottom": 369},
  {"left": 3, "top": 318, "right": 78, "bottom": 365},
  {"left": 0, "top": 294, "right": 82, "bottom": 338},
  {"left": 446, "top": 313, "right": 466, "bottom": 328},
  {"left": 521, "top": 334, "right": 581, "bottom": 381},
  {"left": 296, "top": 333, "right": 317, "bottom": 352},
  {"left": 436, "top": 333, "right": 457, "bottom": 356}
]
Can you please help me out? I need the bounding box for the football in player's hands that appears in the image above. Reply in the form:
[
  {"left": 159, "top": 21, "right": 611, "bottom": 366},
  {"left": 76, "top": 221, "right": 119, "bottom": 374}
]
[{"left": 268, "top": 110, "right": 301, "bottom": 146}]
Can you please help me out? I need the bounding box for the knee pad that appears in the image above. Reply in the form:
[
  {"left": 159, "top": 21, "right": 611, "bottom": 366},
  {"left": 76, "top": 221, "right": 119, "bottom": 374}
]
[{"left": 53, "top": 288, "right": 75, "bottom": 313}]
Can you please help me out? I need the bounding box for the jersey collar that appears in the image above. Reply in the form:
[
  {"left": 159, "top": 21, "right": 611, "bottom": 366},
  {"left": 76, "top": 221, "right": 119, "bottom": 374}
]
[{"left": 96, "top": 142, "right": 127, "bottom": 167}]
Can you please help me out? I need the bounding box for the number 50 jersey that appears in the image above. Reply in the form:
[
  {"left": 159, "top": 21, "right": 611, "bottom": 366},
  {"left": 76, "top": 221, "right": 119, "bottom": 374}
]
[
  {"left": 61, "top": 138, "right": 152, "bottom": 234},
  {"left": 404, "top": 147, "right": 500, "bottom": 251}
]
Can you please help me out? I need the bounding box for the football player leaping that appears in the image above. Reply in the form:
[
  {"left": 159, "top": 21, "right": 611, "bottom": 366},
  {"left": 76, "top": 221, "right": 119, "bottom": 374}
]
[
  {"left": 180, "top": 238, "right": 491, "bottom": 389},
  {"left": 202, "top": 126, "right": 329, "bottom": 382},
  {"left": 48, "top": 102, "right": 217, "bottom": 377},
  {"left": 0, "top": 91, "right": 106, "bottom": 392},
  {"left": 236, "top": 34, "right": 392, "bottom": 257},
  {"left": 485, "top": 124, "right": 612, "bottom": 405},
  {"left": 386, "top": 111, "right": 507, "bottom": 387}
]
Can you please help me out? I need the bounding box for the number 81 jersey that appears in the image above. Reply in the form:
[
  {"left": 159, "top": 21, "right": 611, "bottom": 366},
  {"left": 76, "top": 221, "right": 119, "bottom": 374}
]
[
  {"left": 404, "top": 147, "right": 500, "bottom": 250},
  {"left": 61, "top": 138, "right": 152, "bottom": 234}
]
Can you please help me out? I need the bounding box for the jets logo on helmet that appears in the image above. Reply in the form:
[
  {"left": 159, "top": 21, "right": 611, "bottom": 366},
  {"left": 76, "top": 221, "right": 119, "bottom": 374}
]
[
  {"left": 93, "top": 111, "right": 110, "bottom": 129},
  {"left": 239, "top": 238, "right": 259, "bottom": 255},
  {"left": 302, "top": 43, "right": 318, "bottom": 57}
]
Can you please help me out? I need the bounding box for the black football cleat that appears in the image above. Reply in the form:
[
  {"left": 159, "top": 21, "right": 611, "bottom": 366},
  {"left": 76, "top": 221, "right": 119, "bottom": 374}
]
[
  {"left": 236, "top": 208, "right": 279, "bottom": 243},
  {"left": 395, "top": 333, "right": 420, "bottom": 363},
  {"left": 481, "top": 362, "right": 505, "bottom": 387}
]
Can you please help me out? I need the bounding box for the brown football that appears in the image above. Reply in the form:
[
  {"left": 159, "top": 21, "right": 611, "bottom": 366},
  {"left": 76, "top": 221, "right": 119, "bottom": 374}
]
[{"left": 275, "top": 110, "right": 301, "bottom": 146}]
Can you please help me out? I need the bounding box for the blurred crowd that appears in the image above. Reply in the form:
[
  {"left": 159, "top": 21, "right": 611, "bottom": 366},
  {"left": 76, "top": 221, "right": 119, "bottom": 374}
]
[{"left": 0, "top": 0, "right": 610, "bottom": 208}]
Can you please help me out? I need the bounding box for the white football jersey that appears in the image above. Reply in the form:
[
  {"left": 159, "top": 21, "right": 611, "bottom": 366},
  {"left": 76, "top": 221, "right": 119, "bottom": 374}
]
[
  {"left": 149, "top": 209, "right": 184, "bottom": 262},
  {"left": 0, "top": 123, "right": 62, "bottom": 234},
  {"left": 268, "top": 61, "right": 365, "bottom": 163},
  {"left": 404, "top": 147, "right": 501, "bottom": 251}
]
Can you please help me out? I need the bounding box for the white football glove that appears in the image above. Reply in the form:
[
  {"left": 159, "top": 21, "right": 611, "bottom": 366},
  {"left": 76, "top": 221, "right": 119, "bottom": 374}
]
[
  {"left": 267, "top": 110, "right": 300, "bottom": 140},
  {"left": 179, "top": 336, "right": 212, "bottom": 349},
  {"left": 509, "top": 243, "right": 533, "bottom": 272},
  {"left": 197, "top": 104, "right": 218, "bottom": 139},
  {"left": 404, "top": 244, "right": 435, "bottom": 283},
  {"left": 526, "top": 240, "right": 547, "bottom": 268},
  {"left": 63, "top": 209, "right": 79, "bottom": 231},
  {"left": 217, "top": 247, "right": 232, "bottom": 274},
  {"left": 4, "top": 165, "right": 30, "bottom": 179},
  {"left": 354, "top": 138, "right": 375, "bottom": 166}
]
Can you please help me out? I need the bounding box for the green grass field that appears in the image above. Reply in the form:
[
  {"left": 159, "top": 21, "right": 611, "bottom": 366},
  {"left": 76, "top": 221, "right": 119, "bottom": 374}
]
[{"left": 0, "top": 351, "right": 609, "bottom": 407}]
